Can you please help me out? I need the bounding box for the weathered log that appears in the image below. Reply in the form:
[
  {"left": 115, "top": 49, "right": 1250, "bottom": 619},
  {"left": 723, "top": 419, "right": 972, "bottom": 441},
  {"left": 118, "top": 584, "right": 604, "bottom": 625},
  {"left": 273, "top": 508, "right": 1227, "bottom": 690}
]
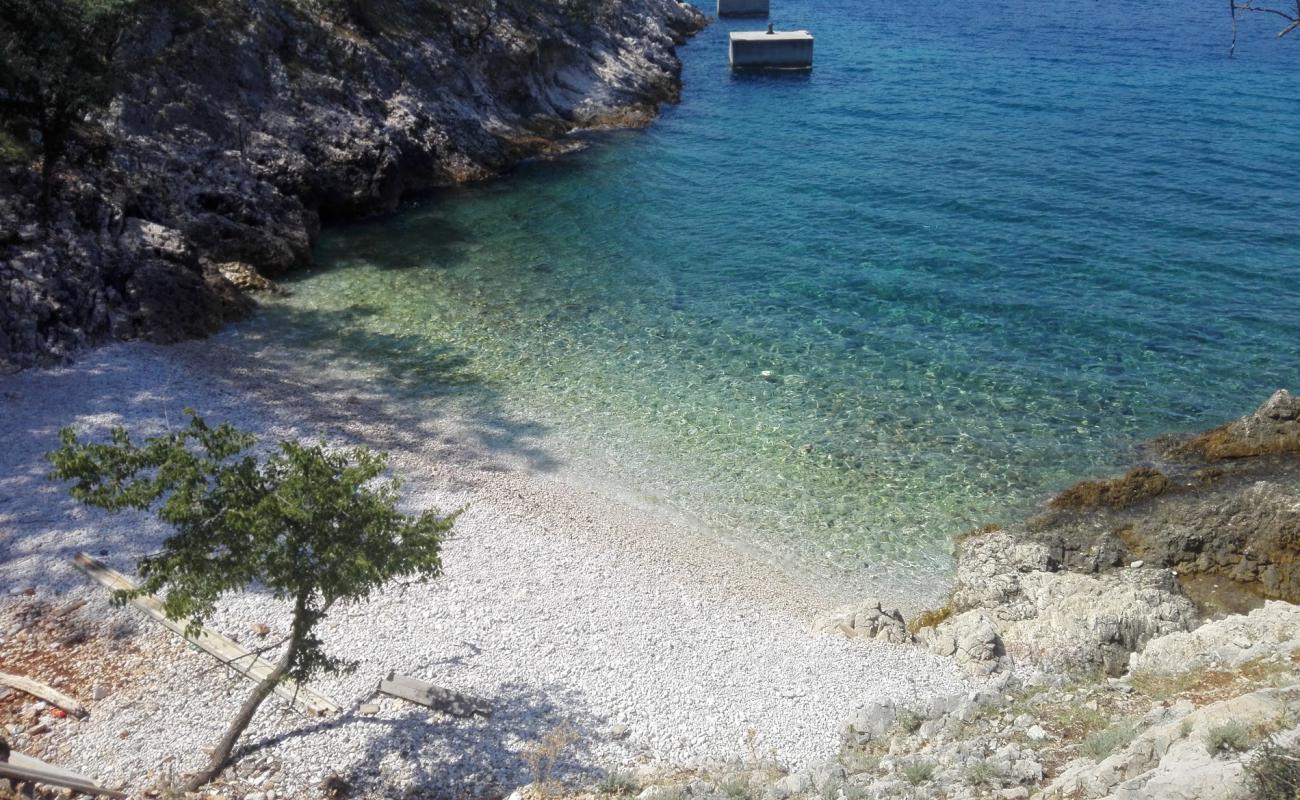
[
  {"left": 72, "top": 553, "right": 339, "bottom": 716},
  {"left": 0, "top": 673, "right": 86, "bottom": 719},
  {"left": 378, "top": 672, "right": 490, "bottom": 718},
  {"left": 0, "top": 751, "right": 125, "bottom": 798}
]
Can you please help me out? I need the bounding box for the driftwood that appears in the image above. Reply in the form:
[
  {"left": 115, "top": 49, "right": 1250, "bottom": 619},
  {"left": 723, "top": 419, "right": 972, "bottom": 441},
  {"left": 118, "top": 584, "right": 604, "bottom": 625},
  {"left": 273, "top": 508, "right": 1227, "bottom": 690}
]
[
  {"left": 378, "top": 672, "right": 491, "bottom": 718},
  {"left": 0, "top": 672, "right": 87, "bottom": 719},
  {"left": 0, "top": 750, "right": 126, "bottom": 798},
  {"left": 72, "top": 553, "right": 340, "bottom": 717}
]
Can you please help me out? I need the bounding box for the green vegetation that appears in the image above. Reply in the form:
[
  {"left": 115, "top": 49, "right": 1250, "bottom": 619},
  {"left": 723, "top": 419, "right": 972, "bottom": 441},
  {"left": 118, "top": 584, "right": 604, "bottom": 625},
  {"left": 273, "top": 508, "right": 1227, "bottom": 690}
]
[
  {"left": 597, "top": 770, "right": 640, "bottom": 796},
  {"left": 839, "top": 749, "right": 881, "bottom": 774},
  {"left": 1244, "top": 736, "right": 1300, "bottom": 800},
  {"left": 1082, "top": 720, "right": 1139, "bottom": 761},
  {"left": 1205, "top": 721, "right": 1255, "bottom": 757},
  {"left": 897, "top": 709, "right": 925, "bottom": 735},
  {"left": 0, "top": 128, "right": 29, "bottom": 164},
  {"left": 0, "top": 0, "right": 139, "bottom": 204},
  {"left": 720, "top": 777, "right": 756, "bottom": 800},
  {"left": 964, "top": 759, "right": 1002, "bottom": 787},
  {"left": 900, "top": 760, "right": 936, "bottom": 786},
  {"left": 47, "top": 412, "right": 457, "bottom": 790}
]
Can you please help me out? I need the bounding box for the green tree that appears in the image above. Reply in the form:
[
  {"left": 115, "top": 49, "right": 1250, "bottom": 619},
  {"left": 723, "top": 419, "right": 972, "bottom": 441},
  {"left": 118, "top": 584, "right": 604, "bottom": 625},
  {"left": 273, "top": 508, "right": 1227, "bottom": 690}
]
[
  {"left": 0, "top": 0, "right": 137, "bottom": 210},
  {"left": 47, "top": 412, "right": 458, "bottom": 790}
]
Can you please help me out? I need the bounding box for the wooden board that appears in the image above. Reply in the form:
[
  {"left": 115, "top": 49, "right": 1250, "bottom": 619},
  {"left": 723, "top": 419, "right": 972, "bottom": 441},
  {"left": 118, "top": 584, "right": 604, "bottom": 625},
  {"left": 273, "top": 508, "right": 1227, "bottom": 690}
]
[
  {"left": 0, "top": 672, "right": 87, "bottom": 719},
  {"left": 378, "top": 672, "right": 490, "bottom": 718},
  {"left": 0, "top": 751, "right": 126, "bottom": 798},
  {"left": 72, "top": 553, "right": 339, "bottom": 717}
]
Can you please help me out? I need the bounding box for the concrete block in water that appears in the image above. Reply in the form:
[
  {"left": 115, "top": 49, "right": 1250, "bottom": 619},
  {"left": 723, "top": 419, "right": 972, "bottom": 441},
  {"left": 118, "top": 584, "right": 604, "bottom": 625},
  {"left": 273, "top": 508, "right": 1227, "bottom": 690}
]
[
  {"left": 717, "top": 0, "right": 768, "bottom": 17},
  {"left": 728, "top": 30, "right": 814, "bottom": 69}
]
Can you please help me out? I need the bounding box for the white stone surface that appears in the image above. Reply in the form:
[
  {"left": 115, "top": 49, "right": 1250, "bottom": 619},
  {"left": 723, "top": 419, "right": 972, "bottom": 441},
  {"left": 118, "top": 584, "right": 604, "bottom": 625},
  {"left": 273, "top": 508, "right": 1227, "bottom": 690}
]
[{"left": 0, "top": 335, "right": 966, "bottom": 797}]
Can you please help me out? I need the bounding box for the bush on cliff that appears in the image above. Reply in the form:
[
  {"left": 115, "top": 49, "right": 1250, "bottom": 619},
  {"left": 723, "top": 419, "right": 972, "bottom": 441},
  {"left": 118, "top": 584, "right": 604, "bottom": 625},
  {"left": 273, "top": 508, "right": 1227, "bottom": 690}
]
[
  {"left": 0, "top": 0, "right": 137, "bottom": 203},
  {"left": 47, "top": 411, "right": 459, "bottom": 790}
]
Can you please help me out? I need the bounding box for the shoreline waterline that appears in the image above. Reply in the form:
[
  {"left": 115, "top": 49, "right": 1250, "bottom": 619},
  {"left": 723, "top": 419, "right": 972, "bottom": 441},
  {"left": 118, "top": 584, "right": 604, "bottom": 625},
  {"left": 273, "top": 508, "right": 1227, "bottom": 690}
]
[{"left": 0, "top": 333, "right": 968, "bottom": 793}]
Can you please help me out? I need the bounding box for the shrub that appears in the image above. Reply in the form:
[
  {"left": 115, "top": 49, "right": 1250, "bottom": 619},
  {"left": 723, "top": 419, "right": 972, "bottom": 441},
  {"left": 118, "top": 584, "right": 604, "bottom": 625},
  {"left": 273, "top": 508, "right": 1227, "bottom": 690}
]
[
  {"left": 1205, "top": 721, "right": 1255, "bottom": 756},
  {"left": 523, "top": 725, "right": 580, "bottom": 794},
  {"left": 597, "top": 770, "right": 640, "bottom": 796},
  {"left": 1245, "top": 736, "right": 1300, "bottom": 800},
  {"left": 900, "top": 760, "right": 935, "bottom": 786},
  {"left": 964, "top": 759, "right": 1003, "bottom": 787},
  {"left": 0, "top": 0, "right": 139, "bottom": 205},
  {"left": 719, "top": 777, "right": 755, "bottom": 800},
  {"left": 896, "top": 709, "right": 924, "bottom": 734},
  {"left": 1083, "top": 721, "right": 1139, "bottom": 761}
]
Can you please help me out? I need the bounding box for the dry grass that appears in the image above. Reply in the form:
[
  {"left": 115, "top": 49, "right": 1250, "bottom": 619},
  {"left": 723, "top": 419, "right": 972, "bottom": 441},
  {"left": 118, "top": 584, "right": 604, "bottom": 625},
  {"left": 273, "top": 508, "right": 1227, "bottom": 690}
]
[
  {"left": 1048, "top": 467, "right": 1171, "bottom": 512},
  {"left": 1128, "top": 653, "right": 1300, "bottom": 705},
  {"left": 523, "top": 725, "right": 580, "bottom": 796}
]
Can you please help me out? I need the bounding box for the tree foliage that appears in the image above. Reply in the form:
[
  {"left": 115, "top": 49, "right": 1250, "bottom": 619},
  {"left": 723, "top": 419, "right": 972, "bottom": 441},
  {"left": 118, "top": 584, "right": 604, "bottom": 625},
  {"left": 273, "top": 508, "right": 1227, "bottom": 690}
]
[
  {"left": 0, "top": 0, "right": 137, "bottom": 200},
  {"left": 48, "top": 412, "right": 458, "bottom": 786}
]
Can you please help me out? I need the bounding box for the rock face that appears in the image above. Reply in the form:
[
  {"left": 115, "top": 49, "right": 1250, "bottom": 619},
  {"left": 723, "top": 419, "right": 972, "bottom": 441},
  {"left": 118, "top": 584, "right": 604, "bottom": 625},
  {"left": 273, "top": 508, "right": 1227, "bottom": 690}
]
[
  {"left": 1177, "top": 389, "right": 1300, "bottom": 460},
  {"left": 1041, "top": 685, "right": 1300, "bottom": 800},
  {"left": 918, "top": 529, "right": 1197, "bottom": 676},
  {"left": 1129, "top": 600, "right": 1300, "bottom": 674},
  {"left": 0, "top": 0, "right": 707, "bottom": 371},
  {"left": 1025, "top": 391, "right": 1300, "bottom": 608},
  {"left": 901, "top": 392, "right": 1300, "bottom": 677}
]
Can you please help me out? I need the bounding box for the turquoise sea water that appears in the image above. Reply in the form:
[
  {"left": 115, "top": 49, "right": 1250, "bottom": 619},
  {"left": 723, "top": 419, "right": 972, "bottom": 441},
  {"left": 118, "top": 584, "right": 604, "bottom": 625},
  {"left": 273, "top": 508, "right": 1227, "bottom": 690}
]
[{"left": 262, "top": 0, "right": 1300, "bottom": 591}]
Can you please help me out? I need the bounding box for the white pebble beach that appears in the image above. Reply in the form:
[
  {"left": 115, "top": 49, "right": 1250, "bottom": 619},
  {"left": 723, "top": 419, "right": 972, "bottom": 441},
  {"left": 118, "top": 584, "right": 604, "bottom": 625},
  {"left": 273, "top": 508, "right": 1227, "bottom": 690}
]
[{"left": 0, "top": 329, "right": 967, "bottom": 797}]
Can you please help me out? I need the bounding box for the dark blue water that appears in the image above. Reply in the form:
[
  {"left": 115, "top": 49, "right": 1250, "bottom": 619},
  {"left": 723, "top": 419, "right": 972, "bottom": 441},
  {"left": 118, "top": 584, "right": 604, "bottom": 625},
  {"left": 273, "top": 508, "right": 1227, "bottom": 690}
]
[{"left": 265, "top": 0, "right": 1300, "bottom": 591}]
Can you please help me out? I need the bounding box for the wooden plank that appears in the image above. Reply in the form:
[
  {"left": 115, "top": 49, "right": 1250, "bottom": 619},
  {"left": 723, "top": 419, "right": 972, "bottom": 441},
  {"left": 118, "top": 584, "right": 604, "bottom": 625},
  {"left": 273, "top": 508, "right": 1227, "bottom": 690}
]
[
  {"left": 378, "top": 672, "right": 490, "bottom": 718},
  {"left": 72, "top": 553, "right": 339, "bottom": 717},
  {"left": 0, "top": 673, "right": 87, "bottom": 719},
  {"left": 1, "top": 752, "right": 126, "bottom": 798}
]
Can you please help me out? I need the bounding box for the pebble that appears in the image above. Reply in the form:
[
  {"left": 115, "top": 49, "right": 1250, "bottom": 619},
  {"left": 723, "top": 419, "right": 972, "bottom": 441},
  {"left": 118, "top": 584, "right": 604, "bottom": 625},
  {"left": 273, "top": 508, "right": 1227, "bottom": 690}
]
[{"left": 0, "top": 339, "right": 969, "bottom": 797}]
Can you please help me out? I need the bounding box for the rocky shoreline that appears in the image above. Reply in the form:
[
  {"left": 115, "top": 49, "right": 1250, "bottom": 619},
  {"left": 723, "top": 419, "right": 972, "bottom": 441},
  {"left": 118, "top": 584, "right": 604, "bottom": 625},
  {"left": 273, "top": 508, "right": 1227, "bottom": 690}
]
[
  {"left": 2, "top": 359, "right": 1296, "bottom": 800},
  {"left": 0, "top": 0, "right": 707, "bottom": 373},
  {"left": 562, "top": 392, "right": 1300, "bottom": 800}
]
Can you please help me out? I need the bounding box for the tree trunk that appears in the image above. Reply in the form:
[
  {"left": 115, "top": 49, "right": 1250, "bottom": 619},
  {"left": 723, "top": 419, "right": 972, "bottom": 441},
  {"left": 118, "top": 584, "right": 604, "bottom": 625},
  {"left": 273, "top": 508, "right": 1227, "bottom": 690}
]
[{"left": 183, "top": 594, "right": 308, "bottom": 792}]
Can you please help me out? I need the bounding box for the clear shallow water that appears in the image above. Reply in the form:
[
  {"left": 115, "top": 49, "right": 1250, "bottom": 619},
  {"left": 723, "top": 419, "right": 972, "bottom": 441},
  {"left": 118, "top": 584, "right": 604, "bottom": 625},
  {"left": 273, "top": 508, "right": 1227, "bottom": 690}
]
[{"left": 261, "top": 0, "right": 1300, "bottom": 590}]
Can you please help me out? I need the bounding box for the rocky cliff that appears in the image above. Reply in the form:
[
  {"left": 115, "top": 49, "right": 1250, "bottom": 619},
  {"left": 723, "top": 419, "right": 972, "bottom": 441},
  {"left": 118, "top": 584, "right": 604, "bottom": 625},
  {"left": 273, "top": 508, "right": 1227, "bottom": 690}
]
[{"left": 0, "top": 0, "right": 706, "bottom": 372}]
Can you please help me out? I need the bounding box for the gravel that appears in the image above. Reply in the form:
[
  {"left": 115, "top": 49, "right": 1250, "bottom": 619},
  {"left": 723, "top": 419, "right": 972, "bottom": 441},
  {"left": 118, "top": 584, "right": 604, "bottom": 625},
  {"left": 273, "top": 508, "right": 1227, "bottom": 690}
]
[{"left": 0, "top": 333, "right": 968, "bottom": 797}]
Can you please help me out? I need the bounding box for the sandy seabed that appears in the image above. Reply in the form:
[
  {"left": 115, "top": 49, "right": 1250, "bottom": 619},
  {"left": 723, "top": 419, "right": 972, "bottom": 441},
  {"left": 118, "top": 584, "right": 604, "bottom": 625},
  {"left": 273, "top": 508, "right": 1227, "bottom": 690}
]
[{"left": 0, "top": 328, "right": 966, "bottom": 797}]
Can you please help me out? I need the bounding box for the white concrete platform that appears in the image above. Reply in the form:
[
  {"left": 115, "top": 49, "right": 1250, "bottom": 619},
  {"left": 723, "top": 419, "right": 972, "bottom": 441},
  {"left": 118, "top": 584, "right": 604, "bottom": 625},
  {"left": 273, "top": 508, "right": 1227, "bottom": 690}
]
[
  {"left": 717, "top": 0, "right": 768, "bottom": 17},
  {"left": 728, "top": 30, "right": 814, "bottom": 69}
]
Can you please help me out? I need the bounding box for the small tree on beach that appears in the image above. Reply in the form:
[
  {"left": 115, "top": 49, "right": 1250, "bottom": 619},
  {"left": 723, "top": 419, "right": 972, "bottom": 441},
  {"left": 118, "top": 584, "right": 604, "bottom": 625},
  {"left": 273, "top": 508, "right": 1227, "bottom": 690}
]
[{"left": 47, "top": 412, "right": 458, "bottom": 791}]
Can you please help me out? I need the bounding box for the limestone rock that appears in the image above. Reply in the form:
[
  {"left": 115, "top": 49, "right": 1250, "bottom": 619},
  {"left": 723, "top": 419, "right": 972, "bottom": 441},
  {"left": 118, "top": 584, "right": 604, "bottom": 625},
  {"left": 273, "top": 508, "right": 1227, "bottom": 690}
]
[
  {"left": 1040, "top": 685, "right": 1300, "bottom": 799},
  {"left": 920, "top": 529, "right": 1196, "bottom": 675},
  {"left": 1179, "top": 389, "right": 1300, "bottom": 460},
  {"left": 814, "top": 598, "right": 913, "bottom": 645},
  {"left": 1130, "top": 600, "right": 1300, "bottom": 674},
  {"left": 843, "top": 700, "right": 896, "bottom": 746}
]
